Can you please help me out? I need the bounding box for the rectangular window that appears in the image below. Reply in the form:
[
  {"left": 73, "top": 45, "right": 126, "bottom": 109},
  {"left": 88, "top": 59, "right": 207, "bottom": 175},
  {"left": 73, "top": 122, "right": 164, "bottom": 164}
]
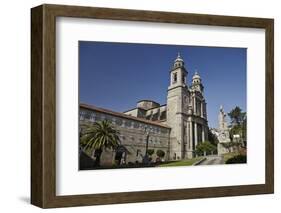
[{"left": 173, "top": 73, "right": 177, "bottom": 83}]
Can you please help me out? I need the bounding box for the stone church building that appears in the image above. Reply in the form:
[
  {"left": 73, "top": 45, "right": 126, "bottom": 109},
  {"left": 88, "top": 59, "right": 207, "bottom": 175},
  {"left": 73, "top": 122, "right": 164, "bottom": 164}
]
[{"left": 80, "top": 53, "right": 209, "bottom": 165}]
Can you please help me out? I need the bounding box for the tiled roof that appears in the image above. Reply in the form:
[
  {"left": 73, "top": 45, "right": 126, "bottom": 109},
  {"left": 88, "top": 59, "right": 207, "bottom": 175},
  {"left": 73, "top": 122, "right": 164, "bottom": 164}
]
[{"left": 80, "top": 103, "right": 171, "bottom": 129}]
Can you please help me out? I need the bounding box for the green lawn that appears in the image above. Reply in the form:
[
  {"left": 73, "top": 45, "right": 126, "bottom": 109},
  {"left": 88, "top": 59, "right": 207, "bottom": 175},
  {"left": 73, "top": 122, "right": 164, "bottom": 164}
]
[{"left": 157, "top": 157, "right": 204, "bottom": 167}]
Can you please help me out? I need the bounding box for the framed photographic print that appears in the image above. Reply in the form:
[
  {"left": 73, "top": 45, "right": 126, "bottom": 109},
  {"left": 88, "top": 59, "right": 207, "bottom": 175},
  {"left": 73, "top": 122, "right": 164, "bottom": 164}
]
[{"left": 31, "top": 4, "right": 274, "bottom": 208}]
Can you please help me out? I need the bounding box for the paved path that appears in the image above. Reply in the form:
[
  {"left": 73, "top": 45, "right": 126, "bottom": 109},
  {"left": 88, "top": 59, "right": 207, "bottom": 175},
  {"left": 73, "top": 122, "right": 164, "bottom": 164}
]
[{"left": 197, "top": 155, "right": 224, "bottom": 165}]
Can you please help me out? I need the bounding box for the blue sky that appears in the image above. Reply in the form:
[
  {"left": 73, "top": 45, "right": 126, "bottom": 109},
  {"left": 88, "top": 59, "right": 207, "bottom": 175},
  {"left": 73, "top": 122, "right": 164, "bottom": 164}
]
[{"left": 79, "top": 41, "right": 246, "bottom": 128}]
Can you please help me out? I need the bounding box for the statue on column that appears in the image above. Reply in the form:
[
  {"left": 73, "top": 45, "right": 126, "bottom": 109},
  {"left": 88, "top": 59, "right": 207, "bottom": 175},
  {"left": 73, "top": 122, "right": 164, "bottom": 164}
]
[
  {"left": 217, "top": 105, "right": 231, "bottom": 155},
  {"left": 219, "top": 105, "right": 228, "bottom": 131}
]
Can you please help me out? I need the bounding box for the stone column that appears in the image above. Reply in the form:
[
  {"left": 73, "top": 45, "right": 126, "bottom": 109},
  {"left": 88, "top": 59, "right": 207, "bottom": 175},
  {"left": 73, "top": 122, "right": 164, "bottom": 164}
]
[
  {"left": 204, "top": 102, "right": 207, "bottom": 118},
  {"left": 189, "top": 121, "right": 193, "bottom": 150},
  {"left": 205, "top": 126, "right": 208, "bottom": 141},
  {"left": 202, "top": 126, "right": 205, "bottom": 142},
  {"left": 194, "top": 122, "right": 198, "bottom": 148},
  {"left": 193, "top": 96, "right": 197, "bottom": 115},
  {"left": 201, "top": 102, "right": 203, "bottom": 118}
]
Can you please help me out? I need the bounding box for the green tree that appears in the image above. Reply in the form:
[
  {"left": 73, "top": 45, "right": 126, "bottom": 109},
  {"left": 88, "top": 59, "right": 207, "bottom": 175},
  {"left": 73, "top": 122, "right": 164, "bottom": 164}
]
[
  {"left": 80, "top": 120, "right": 120, "bottom": 166},
  {"left": 228, "top": 107, "right": 247, "bottom": 148},
  {"left": 195, "top": 141, "right": 217, "bottom": 156},
  {"left": 208, "top": 129, "right": 219, "bottom": 146},
  {"left": 229, "top": 125, "right": 243, "bottom": 141},
  {"left": 228, "top": 106, "right": 246, "bottom": 126}
]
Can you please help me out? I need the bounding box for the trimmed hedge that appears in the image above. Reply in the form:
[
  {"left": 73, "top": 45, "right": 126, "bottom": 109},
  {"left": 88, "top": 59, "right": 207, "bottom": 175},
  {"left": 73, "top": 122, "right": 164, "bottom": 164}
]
[{"left": 225, "top": 154, "right": 247, "bottom": 164}]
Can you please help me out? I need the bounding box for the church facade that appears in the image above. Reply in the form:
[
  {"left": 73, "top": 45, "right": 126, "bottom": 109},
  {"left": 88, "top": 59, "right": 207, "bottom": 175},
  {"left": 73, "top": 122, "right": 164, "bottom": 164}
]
[{"left": 80, "top": 53, "right": 209, "bottom": 165}]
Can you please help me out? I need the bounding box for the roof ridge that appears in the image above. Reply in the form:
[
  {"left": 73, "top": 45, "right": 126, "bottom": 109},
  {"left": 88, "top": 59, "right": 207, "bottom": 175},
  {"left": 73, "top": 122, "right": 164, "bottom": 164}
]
[{"left": 80, "top": 103, "right": 171, "bottom": 129}]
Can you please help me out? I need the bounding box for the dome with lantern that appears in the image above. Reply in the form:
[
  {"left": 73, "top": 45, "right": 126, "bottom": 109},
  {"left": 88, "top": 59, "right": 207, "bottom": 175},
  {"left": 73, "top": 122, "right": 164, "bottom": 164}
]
[
  {"left": 173, "top": 52, "right": 185, "bottom": 69},
  {"left": 192, "top": 71, "right": 201, "bottom": 84}
]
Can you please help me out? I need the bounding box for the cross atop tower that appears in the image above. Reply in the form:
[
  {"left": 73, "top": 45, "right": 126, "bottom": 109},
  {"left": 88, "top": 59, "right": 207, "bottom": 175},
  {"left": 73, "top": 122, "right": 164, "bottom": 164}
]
[{"left": 177, "top": 52, "right": 182, "bottom": 60}]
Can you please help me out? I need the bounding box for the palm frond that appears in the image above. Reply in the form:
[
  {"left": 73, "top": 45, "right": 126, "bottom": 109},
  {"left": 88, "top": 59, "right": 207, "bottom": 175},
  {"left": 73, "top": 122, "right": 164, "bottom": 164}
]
[{"left": 80, "top": 120, "right": 120, "bottom": 152}]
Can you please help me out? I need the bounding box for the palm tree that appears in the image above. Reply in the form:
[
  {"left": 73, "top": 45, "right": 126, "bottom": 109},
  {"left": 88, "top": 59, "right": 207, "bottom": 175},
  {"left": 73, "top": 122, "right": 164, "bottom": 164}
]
[{"left": 80, "top": 120, "right": 120, "bottom": 166}]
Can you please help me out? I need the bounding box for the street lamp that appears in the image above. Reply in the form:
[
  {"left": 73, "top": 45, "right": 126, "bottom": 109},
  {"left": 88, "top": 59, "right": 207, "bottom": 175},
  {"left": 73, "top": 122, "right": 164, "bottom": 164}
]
[{"left": 142, "top": 127, "right": 150, "bottom": 164}]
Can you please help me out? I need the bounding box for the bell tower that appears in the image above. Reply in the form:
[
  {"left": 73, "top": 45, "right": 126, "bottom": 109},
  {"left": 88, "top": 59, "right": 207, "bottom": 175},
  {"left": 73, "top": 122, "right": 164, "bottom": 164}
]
[
  {"left": 191, "top": 71, "right": 204, "bottom": 93},
  {"left": 168, "top": 53, "right": 188, "bottom": 90},
  {"left": 166, "top": 53, "right": 190, "bottom": 160}
]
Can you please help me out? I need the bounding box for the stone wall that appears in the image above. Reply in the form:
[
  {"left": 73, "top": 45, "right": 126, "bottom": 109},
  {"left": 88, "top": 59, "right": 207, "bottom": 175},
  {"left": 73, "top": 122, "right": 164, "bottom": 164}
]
[{"left": 80, "top": 107, "right": 170, "bottom": 166}]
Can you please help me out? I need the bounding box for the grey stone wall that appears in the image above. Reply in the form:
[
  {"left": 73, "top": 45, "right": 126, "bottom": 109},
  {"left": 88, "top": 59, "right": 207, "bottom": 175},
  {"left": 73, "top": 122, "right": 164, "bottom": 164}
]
[{"left": 80, "top": 108, "right": 170, "bottom": 166}]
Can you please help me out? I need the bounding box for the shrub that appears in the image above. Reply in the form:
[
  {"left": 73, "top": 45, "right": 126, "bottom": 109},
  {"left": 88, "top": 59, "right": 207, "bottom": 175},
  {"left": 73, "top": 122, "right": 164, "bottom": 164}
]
[
  {"left": 225, "top": 155, "right": 246, "bottom": 164},
  {"left": 156, "top": 150, "right": 165, "bottom": 158},
  {"left": 147, "top": 149, "right": 154, "bottom": 156},
  {"left": 195, "top": 141, "right": 216, "bottom": 156}
]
